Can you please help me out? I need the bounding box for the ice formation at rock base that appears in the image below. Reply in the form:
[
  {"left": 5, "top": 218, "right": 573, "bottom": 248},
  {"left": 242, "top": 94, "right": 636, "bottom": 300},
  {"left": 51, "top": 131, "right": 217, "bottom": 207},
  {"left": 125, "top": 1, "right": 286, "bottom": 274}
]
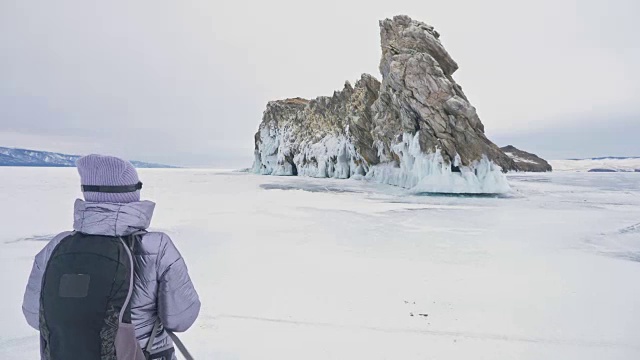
[{"left": 253, "top": 130, "right": 510, "bottom": 194}]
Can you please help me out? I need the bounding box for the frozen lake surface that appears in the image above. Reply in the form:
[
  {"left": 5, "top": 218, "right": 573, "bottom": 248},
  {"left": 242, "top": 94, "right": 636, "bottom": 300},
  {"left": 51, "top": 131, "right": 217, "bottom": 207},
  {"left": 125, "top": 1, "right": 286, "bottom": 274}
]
[{"left": 1, "top": 168, "right": 639, "bottom": 359}]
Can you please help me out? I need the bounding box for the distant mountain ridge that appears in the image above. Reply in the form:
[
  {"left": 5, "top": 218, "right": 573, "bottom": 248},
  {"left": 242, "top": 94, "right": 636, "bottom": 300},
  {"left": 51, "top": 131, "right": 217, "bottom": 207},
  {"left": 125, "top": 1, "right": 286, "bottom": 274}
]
[
  {"left": 568, "top": 156, "right": 640, "bottom": 160},
  {"left": 550, "top": 157, "right": 640, "bottom": 172},
  {"left": 0, "top": 147, "right": 175, "bottom": 168}
]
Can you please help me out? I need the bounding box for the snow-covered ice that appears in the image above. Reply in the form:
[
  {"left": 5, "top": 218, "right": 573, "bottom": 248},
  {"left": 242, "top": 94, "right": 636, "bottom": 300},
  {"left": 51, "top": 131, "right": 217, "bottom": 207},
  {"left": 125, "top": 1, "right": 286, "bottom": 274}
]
[{"left": 1, "top": 168, "right": 640, "bottom": 359}]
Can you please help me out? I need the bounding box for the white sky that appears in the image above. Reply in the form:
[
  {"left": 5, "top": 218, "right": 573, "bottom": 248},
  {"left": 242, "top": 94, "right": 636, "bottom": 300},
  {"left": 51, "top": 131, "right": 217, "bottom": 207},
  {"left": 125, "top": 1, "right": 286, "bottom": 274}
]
[{"left": 1, "top": 0, "right": 638, "bottom": 166}]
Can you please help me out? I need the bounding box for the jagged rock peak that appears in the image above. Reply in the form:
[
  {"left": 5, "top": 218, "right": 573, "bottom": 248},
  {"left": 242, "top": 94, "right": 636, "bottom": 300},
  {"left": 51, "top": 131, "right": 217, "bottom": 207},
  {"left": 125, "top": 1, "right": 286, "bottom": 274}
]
[
  {"left": 379, "top": 15, "right": 458, "bottom": 77},
  {"left": 252, "top": 16, "right": 520, "bottom": 194}
]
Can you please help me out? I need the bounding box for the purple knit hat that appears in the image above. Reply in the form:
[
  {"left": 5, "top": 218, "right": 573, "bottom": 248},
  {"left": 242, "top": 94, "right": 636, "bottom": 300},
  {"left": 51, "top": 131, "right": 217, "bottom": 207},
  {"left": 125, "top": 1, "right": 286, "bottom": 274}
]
[{"left": 76, "top": 154, "right": 141, "bottom": 203}]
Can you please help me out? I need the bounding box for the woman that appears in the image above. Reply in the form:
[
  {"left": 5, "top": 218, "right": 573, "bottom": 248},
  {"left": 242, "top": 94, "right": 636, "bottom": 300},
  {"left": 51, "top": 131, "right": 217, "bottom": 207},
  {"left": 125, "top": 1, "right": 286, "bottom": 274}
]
[{"left": 22, "top": 154, "right": 200, "bottom": 359}]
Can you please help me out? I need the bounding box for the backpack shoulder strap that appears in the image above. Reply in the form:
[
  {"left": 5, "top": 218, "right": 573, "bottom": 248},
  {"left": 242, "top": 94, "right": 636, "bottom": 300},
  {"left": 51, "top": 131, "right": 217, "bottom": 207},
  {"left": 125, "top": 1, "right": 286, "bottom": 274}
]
[
  {"left": 167, "top": 331, "right": 195, "bottom": 360},
  {"left": 144, "top": 319, "right": 161, "bottom": 358},
  {"left": 124, "top": 231, "right": 157, "bottom": 359},
  {"left": 125, "top": 230, "right": 148, "bottom": 252},
  {"left": 132, "top": 230, "right": 195, "bottom": 359}
]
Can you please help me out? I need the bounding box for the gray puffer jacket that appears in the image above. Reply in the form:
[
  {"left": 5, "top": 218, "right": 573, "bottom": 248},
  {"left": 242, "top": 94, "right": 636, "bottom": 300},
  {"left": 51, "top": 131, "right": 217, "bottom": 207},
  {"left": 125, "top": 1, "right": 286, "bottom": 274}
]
[{"left": 22, "top": 199, "right": 201, "bottom": 354}]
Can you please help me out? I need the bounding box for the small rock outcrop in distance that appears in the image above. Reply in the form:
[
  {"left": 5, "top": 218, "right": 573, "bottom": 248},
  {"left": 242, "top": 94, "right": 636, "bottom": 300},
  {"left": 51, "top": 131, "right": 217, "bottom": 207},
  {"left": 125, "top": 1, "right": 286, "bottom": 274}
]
[
  {"left": 500, "top": 145, "right": 552, "bottom": 172},
  {"left": 252, "top": 15, "right": 518, "bottom": 194}
]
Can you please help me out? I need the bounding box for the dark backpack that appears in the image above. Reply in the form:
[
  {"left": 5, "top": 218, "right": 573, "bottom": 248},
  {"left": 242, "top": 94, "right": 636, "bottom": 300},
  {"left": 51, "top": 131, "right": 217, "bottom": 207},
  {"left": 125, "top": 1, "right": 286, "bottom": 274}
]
[{"left": 39, "top": 232, "right": 146, "bottom": 360}]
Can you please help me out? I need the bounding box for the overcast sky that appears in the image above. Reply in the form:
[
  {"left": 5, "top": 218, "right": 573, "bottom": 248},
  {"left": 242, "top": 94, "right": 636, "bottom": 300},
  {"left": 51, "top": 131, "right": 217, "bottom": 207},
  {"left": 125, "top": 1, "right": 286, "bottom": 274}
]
[{"left": 1, "top": 0, "right": 638, "bottom": 166}]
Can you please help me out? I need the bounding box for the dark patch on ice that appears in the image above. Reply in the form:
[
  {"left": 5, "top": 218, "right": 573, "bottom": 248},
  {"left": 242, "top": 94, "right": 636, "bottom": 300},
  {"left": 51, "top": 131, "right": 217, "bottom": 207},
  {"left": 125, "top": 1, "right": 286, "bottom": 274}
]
[
  {"left": 194, "top": 172, "right": 248, "bottom": 176},
  {"left": 260, "top": 183, "right": 360, "bottom": 194},
  {"left": 507, "top": 175, "right": 552, "bottom": 183},
  {"left": 594, "top": 251, "right": 640, "bottom": 263},
  {"left": 385, "top": 207, "right": 461, "bottom": 213},
  {"left": 585, "top": 222, "right": 640, "bottom": 263},
  {"left": 619, "top": 223, "right": 640, "bottom": 234},
  {"left": 611, "top": 252, "right": 640, "bottom": 263},
  {"left": 602, "top": 224, "right": 640, "bottom": 262},
  {"left": 413, "top": 192, "right": 510, "bottom": 198},
  {"left": 6, "top": 234, "right": 55, "bottom": 244},
  {"left": 261, "top": 183, "right": 507, "bottom": 198}
]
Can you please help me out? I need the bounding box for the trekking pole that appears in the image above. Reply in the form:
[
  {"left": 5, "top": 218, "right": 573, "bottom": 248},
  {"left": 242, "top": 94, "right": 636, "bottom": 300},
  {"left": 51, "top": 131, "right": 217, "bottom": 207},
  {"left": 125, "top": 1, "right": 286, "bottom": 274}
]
[{"left": 167, "top": 331, "right": 194, "bottom": 360}]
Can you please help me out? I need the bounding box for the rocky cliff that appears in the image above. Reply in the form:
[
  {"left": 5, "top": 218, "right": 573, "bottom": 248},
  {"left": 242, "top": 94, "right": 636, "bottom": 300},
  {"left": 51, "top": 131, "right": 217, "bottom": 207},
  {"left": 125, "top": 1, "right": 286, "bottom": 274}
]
[
  {"left": 501, "top": 145, "right": 552, "bottom": 172},
  {"left": 253, "top": 15, "right": 516, "bottom": 193}
]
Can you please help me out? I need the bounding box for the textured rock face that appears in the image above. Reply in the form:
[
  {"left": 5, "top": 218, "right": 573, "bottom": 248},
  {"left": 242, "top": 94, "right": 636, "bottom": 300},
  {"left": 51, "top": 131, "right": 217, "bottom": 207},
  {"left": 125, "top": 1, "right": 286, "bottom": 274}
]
[
  {"left": 253, "top": 75, "right": 381, "bottom": 179},
  {"left": 253, "top": 15, "right": 517, "bottom": 193},
  {"left": 501, "top": 145, "right": 552, "bottom": 172}
]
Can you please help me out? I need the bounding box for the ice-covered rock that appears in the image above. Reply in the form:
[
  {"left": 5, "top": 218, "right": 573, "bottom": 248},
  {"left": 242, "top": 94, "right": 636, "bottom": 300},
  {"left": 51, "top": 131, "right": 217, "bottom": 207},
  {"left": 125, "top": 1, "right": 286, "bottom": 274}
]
[
  {"left": 253, "top": 15, "right": 516, "bottom": 193},
  {"left": 501, "top": 145, "right": 552, "bottom": 172}
]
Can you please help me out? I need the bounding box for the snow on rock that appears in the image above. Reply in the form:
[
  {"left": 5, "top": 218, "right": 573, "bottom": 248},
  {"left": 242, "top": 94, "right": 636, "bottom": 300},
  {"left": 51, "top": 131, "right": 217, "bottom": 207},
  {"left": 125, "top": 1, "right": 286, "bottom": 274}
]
[
  {"left": 501, "top": 145, "right": 552, "bottom": 172},
  {"left": 252, "top": 15, "right": 516, "bottom": 194},
  {"left": 505, "top": 153, "right": 538, "bottom": 165}
]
